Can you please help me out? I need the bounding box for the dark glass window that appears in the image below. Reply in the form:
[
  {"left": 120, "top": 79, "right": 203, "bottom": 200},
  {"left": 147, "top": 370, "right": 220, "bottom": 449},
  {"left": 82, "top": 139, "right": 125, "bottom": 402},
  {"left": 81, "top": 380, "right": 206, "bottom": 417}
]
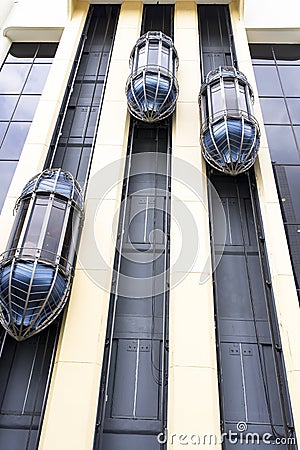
[
  {"left": 264, "top": 125, "right": 299, "bottom": 164},
  {"left": 7, "top": 199, "right": 30, "bottom": 255},
  {"left": 259, "top": 98, "right": 289, "bottom": 124},
  {"left": 0, "top": 161, "right": 17, "bottom": 211},
  {"left": 0, "top": 123, "right": 31, "bottom": 159},
  {"left": 211, "top": 82, "right": 223, "bottom": 117},
  {"left": 0, "top": 95, "right": 18, "bottom": 120},
  {"left": 253, "top": 66, "right": 282, "bottom": 96},
  {"left": 224, "top": 79, "right": 239, "bottom": 112},
  {"left": 22, "top": 196, "right": 48, "bottom": 255},
  {"left": 41, "top": 198, "right": 66, "bottom": 261},
  {"left": 0, "top": 42, "right": 57, "bottom": 214},
  {"left": 250, "top": 43, "right": 300, "bottom": 296},
  {"left": 278, "top": 66, "right": 300, "bottom": 97},
  {"left": 148, "top": 41, "right": 159, "bottom": 66},
  {"left": 286, "top": 98, "right": 300, "bottom": 124},
  {"left": 0, "top": 64, "right": 31, "bottom": 93},
  {"left": 273, "top": 44, "right": 300, "bottom": 64}
]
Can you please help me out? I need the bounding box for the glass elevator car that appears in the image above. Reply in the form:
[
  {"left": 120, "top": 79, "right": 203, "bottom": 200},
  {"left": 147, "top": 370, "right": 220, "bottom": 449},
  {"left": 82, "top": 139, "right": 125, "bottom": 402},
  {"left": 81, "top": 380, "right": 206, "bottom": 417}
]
[
  {"left": 126, "top": 30, "right": 179, "bottom": 122},
  {"left": 0, "top": 169, "right": 84, "bottom": 341},
  {"left": 199, "top": 66, "right": 260, "bottom": 175}
]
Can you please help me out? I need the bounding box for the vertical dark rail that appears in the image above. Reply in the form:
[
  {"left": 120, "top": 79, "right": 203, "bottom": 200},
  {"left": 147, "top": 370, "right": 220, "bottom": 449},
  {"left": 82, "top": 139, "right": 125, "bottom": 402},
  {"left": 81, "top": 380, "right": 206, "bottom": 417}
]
[
  {"left": 93, "top": 6, "right": 174, "bottom": 450},
  {"left": 198, "top": 5, "right": 295, "bottom": 449},
  {"left": 93, "top": 121, "right": 171, "bottom": 450}
]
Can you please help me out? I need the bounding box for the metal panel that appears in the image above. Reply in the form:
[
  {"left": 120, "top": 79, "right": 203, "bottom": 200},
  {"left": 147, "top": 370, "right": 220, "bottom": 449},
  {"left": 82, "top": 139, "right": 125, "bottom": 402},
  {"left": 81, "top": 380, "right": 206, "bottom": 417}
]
[
  {"left": 94, "top": 123, "right": 170, "bottom": 450},
  {"left": 210, "top": 172, "right": 294, "bottom": 446},
  {"left": 46, "top": 5, "right": 120, "bottom": 191}
]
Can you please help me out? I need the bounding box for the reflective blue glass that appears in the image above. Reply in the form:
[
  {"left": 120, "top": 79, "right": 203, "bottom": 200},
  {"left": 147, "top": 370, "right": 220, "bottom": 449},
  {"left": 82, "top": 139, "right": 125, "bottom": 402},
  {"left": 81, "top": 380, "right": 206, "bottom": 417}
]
[
  {"left": 126, "top": 31, "right": 179, "bottom": 122},
  {"left": 0, "top": 168, "right": 84, "bottom": 341},
  {"left": 200, "top": 67, "right": 260, "bottom": 175}
]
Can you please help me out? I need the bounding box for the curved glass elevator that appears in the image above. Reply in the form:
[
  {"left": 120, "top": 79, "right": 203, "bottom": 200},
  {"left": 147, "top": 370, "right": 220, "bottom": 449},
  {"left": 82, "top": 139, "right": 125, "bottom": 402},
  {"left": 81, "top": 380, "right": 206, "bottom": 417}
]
[
  {"left": 198, "top": 5, "right": 295, "bottom": 448},
  {"left": 0, "top": 5, "right": 119, "bottom": 448}
]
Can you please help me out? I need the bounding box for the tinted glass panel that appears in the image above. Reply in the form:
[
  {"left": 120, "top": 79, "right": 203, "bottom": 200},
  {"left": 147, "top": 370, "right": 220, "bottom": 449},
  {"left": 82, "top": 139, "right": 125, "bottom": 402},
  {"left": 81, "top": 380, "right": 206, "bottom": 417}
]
[
  {"left": 0, "top": 64, "right": 31, "bottom": 94},
  {"left": 13, "top": 96, "right": 40, "bottom": 121},
  {"left": 36, "top": 43, "right": 58, "bottom": 61},
  {"left": 0, "top": 161, "right": 17, "bottom": 211},
  {"left": 294, "top": 126, "right": 300, "bottom": 149},
  {"left": 0, "top": 95, "right": 18, "bottom": 120},
  {"left": 253, "top": 66, "right": 282, "bottom": 96},
  {"left": 259, "top": 98, "right": 289, "bottom": 124},
  {"left": 0, "top": 122, "right": 8, "bottom": 144},
  {"left": 0, "top": 42, "right": 57, "bottom": 214},
  {"left": 41, "top": 199, "right": 66, "bottom": 261},
  {"left": 23, "top": 64, "right": 51, "bottom": 94},
  {"left": 251, "top": 43, "right": 300, "bottom": 303},
  {"left": 286, "top": 98, "right": 300, "bottom": 123},
  {"left": 249, "top": 44, "right": 274, "bottom": 64},
  {"left": 225, "top": 80, "right": 238, "bottom": 111},
  {"left": 264, "top": 125, "right": 300, "bottom": 164},
  {"left": 273, "top": 44, "right": 300, "bottom": 64},
  {"left": 211, "top": 83, "right": 224, "bottom": 116},
  {"left": 0, "top": 122, "right": 30, "bottom": 160},
  {"left": 6, "top": 43, "right": 37, "bottom": 62},
  {"left": 278, "top": 66, "right": 300, "bottom": 97}
]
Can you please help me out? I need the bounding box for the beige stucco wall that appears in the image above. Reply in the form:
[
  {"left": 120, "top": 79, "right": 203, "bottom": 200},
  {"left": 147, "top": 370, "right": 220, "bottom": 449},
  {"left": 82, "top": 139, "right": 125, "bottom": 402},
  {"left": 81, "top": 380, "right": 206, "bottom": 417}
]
[
  {"left": 244, "top": 0, "right": 300, "bottom": 42},
  {"left": 231, "top": 0, "right": 300, "bottom": 441}
]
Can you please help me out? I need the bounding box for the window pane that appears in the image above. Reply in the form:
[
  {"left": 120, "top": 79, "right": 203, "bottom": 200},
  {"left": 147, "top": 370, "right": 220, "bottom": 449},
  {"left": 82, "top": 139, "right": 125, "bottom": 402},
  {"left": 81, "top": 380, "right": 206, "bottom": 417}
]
[
  {"left": 0, "top": 64, "right": 31, "bottom": 94},
  {"left": 22, "top": 197, "right": 48, "bottom": 252},
  {"left": 6, "top": 43, "right": 37, "bottom": 62},
  {"left": 148, "top": 41, "right": 159, "bottom": 66},
  {"left": 275, "top": 166, "right": 300, "bottom": 223},
  {"left": 23, "top": 64, "right": 51, "bottom": 94},
  {"left": 224, "top": 80, "right": 238, "bottom": 112},
  {"left": 7, "top": 199, "right": 30, "bottom": 254},
  {"left": 41, "top": 199, "right": 66, "bottom": 261},
  {"left": 249, "top": 44, "right": 274, "bottom": 64},
  {"left": 0, "top": 161, "right": 18, "bottom": 212},
  {"left": 0, "top": 95, "right": 18, "bottom": 120},
  {"left": 253, "top": 66, "right": 282, "bottom": 96},
  {"left": 286, "top": 98, "right": 300, "bottom": 124},
  {"left": 264, "top": 125, "right": 300, "bottom": 164},
  {"left": 278, "top": 66, "right": 300, "bottom": 97},
  {"left": 294, "top": 126, "right": 300, "bottom": 149},
  {"left": 259, "top": 98, "right": 289, "bottom": 124},
  {"left": 0, "top": 122, "right": 9, "bottom": 144},
  {"left": 13, "top": 96, "right": 40, "bottom": 121},
  {"left": 161, "top": 46, "right": 169, "bottom": 70},
  {"left": 0, "top": 122, "right": 30, "bottom": 160},
  {"left": 211, "top": 82, "right": 224, "bottom": 117},
  {"left": 36, "top": 43, "right": 58, "bottom": 61},
  {"left": 273, "top": 44, "right": 300, "bottom": 65}
]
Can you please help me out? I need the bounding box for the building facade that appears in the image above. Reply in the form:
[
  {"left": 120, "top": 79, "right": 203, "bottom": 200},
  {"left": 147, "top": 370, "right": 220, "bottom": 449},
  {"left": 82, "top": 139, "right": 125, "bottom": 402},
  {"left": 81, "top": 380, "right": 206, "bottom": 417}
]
[{"left": 0, "top": 0, "right": 299, "bottom": 449}]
